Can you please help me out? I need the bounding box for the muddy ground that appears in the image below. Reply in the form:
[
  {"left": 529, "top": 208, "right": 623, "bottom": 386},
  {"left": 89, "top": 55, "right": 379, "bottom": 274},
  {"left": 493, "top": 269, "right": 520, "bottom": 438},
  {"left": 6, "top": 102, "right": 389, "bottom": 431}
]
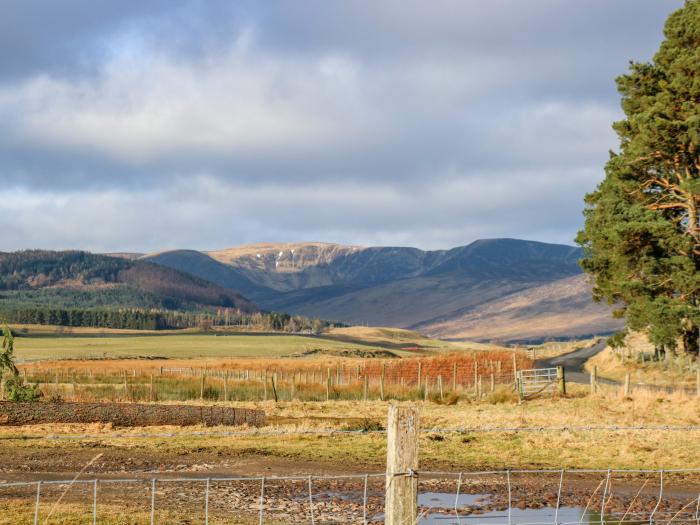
[{"left": 1, "top": 443, "right": 699, "bottom": 524}]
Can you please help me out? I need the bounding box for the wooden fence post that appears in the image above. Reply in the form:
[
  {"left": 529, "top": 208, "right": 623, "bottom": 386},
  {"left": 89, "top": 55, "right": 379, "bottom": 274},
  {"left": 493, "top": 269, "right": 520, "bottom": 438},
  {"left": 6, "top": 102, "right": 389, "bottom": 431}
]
[
  {"left": 200, "top": 371, "right": 206, "bottom": 401},
  {"left": 385, "top": 405, "right": 419, "bottom": 525},
  {"left": 438, "top": 375, "right": 444, "bottom": 401},
  {"left": 696, "top": 369, "right": 699, "bottom": 398},
  {"left": 590, "top": 366, "right": 597, "bottom": 394},
  {"left": 424, "top": 375, "right": 429, "bottom": 402},
  {"left": 624, "top": 373, "right": 631, "bottom": 396},
  {"left": 364, "top": 375, "right": 369, "bottom": 401},
  {"left": 452, "top": 362, "right": 457, "bottom": 391},
  {"left": 271, "top": 374, "right": 278, "bottom": 403},
  {"left": 149, "top": 374, "right": 154, "bottom": 402},
  {"left": 557, "top": 366, "right": 566, "bottom": 396},
  {"left": 223, "top": 371, "right": 229, "bottom": 402},
  {"left": 380, "top": 364, "right": 386, "bottom": 401},
  {"left": 417, "top": 362, "right": 422, "bottom": 390}
]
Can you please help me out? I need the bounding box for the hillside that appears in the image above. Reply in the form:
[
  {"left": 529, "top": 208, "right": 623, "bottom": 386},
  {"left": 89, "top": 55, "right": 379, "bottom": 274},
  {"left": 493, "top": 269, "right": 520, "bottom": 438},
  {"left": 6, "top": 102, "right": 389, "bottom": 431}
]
[
  {"left": 145, "top": 249, "right": 266, "bottom": 299},
  {"left": 145, "top": 239, "right": 621, "bottom": 342},
  {"left": 0, "top": 250, "right": 256, "bottom": 313},
  {"left": 414, "top": 274, "right": 622, "bottom": 343}
]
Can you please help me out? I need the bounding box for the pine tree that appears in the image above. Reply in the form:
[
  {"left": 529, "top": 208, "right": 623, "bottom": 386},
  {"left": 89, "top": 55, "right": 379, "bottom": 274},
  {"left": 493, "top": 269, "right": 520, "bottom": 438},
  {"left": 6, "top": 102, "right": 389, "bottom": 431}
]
[{"left": 577, "top": 1, "right": 700, "bottom": 355}]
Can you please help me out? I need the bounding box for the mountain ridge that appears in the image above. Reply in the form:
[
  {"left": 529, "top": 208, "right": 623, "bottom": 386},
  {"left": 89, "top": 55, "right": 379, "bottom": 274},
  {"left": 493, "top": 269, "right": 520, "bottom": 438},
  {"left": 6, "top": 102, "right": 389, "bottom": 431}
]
[{"left": 144, "top": 238, "right": 620, "bottom": 342}]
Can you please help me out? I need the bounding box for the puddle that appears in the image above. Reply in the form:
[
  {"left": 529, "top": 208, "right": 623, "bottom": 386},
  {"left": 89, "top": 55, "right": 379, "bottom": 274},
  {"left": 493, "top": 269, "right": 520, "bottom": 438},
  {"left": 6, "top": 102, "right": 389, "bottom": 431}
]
[{"left": 417, "top": 492, "right": 588, "bottom": 525}]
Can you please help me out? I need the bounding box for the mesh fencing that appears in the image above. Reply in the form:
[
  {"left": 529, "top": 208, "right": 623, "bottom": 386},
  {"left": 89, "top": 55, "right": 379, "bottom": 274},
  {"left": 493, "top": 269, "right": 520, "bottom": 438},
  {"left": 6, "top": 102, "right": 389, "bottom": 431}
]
[{"left": 2, "top": 469, "right": 700, "bottom": 525}]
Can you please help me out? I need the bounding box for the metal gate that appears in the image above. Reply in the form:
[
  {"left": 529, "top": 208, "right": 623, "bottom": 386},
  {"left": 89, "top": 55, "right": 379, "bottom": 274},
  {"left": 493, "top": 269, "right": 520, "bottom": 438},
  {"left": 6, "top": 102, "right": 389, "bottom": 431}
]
[{"left": 516, "top": 367, "right": 558, "bottom": 398}]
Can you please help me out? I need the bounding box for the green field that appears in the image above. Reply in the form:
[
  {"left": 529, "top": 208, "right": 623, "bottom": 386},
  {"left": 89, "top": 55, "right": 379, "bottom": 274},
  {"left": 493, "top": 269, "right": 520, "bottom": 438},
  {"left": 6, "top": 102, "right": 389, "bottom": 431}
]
[{"left": 12, "top": 333, "right": 396, "bottom": 362}]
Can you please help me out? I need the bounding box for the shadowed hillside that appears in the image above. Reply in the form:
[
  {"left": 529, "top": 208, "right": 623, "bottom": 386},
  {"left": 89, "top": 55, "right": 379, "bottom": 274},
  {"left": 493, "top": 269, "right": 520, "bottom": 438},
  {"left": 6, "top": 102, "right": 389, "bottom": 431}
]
[
  {"left": 146, "top": 239, "right": 620, "bottom": 342},
  {"left": 0, "top": 250, "right": 256, "bottom": 313}
]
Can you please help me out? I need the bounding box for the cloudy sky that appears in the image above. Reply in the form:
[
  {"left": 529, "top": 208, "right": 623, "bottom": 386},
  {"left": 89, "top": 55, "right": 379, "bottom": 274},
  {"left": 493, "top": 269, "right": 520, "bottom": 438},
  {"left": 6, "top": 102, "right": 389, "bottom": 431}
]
[{"left": 0, "top": 1, "right": 682, "bottom": 253}]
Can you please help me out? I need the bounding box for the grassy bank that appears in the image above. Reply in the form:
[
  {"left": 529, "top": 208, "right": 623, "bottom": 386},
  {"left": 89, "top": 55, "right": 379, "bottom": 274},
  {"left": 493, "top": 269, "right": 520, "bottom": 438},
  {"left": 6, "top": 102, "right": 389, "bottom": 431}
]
[
  {"left": 1, "top": 386, "right": 699, "bottom": 473},
  {"left": 586, "top": 347, "right": 699, "bottom": 388}
]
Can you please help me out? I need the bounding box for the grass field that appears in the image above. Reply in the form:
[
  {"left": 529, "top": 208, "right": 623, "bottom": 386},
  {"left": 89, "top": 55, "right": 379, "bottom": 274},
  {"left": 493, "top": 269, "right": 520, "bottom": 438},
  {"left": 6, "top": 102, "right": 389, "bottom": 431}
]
[
  {"left": 11, "top": 333, "right": 401, "bottom": 362},
  {"left": 9, "top": 324, "right": 516, "bottom": 363}
]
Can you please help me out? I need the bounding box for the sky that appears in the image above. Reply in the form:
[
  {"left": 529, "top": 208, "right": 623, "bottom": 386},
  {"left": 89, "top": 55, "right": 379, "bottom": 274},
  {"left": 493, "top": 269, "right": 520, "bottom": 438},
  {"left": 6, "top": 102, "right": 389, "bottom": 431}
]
[{"left": 0, "top": 1, "right": 684, "bottom": 253}]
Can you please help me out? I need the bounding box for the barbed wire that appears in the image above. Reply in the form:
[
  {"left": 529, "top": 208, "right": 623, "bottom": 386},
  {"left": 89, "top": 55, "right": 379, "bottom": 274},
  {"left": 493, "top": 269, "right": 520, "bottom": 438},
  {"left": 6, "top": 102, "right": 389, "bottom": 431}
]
[{"left": 2, "top": 424, "right": 700, "bottom": 441}]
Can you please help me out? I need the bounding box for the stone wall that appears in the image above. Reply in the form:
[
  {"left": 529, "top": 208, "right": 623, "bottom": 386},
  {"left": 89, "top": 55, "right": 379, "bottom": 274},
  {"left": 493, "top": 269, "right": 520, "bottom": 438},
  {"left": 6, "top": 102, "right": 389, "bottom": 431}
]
[{"left": 0, "top": 401, "right": 265, "bottom": 427}]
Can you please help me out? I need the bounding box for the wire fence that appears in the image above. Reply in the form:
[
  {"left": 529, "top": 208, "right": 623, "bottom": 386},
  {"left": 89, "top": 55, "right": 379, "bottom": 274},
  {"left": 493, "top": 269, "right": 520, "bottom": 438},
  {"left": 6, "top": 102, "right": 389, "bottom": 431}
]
[
  {"left": 14, "top": 354, "right": 530, "bottom": 405},
  {"left": 3, "top": 424, "right": 700, "bottom": 442},
  {"left": 2, "top": 469, "right": 700, "bottom": 524}
]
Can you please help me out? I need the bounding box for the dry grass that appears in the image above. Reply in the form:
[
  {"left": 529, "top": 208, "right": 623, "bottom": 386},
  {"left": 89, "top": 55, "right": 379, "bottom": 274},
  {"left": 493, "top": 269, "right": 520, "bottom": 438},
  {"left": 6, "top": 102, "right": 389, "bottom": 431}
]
[
  {"left": 326, "top": 326, "right": 509, "bottom": 352},
  {"left": 19, "top": 351, "right": 530, "bottom": 403},
  {"left": 0, "top": 500, "right": 263, "bottom": 525},
  {"left": 2, "top": 386, "right": 699, "bottom": 471},
  {"left": 587, "top": 347, "right": 699, "bottom": 388}
]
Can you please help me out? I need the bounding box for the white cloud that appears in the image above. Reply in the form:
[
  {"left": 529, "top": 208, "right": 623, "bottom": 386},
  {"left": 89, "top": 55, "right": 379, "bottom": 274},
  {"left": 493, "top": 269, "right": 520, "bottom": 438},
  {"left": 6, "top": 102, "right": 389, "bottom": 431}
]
[
  {"left": 0, "top": 37, "right": 382, "bottom": 164},
  {"left": 0, "top": 0, "right": 682, "bottom": 251}
]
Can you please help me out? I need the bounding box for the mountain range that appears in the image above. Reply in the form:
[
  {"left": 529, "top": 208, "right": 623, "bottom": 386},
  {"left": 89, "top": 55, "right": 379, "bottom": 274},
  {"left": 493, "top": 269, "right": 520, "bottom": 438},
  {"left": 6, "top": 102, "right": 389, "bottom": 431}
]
[
  {"left": 144, "top": 239, "right": 622, "bottom": 343},
  {"left": 0, "top": 239, "right": 621, "bottom": 342}
]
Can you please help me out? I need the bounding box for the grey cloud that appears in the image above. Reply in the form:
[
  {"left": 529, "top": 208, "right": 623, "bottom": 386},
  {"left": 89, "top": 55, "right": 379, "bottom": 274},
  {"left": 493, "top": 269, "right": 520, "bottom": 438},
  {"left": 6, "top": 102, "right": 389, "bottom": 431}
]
[{"left": 0, "top": 0, "right": 685, "bottom": 251}]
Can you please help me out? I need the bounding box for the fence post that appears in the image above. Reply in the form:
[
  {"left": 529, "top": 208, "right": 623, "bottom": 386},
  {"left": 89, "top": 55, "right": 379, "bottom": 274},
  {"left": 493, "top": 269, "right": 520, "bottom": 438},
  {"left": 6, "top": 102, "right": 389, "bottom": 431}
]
[
  {"left": 417, "top": 362, "right": 422, "bottom": 390},
  {"left": 452, "top": 362, "right": 457, "bottom": 391},
  {"left": 557, "top": 366, "right": 566, "bottom": 395},
  {"left": 590, "top": 366, "right": 597, "bottom": 394},
  {"left": 624, "top": 373, "right": 631, "bottom": 396},
  {"left": 364, "top": 375, "right": 369, "bottom": 401},
  {"left": 380, "top": 364, "right": 386, "bottom": 401},
  {"left": 224, "top": 371, "right": 229, "bottom": 402},
  {"left": 92, "top": 479, "right": 98, "bottom": 525},
  {"left": 149, "top": 374, "right": 154, "bottom": 402},
  {"left": 271, "top": 374, "right": 279, "bottom": 403},
  {"left": 385, "top": 405, "right": 419, "bottom": 525},
  {"left": 438, "top": 375, "right": 444, "bottom": 401},
  {"left": 696, "top": 369, "right": 700, "bottom": 398},
  {"left": 33, "top": 481, "right": 41, "bottom": 525}
]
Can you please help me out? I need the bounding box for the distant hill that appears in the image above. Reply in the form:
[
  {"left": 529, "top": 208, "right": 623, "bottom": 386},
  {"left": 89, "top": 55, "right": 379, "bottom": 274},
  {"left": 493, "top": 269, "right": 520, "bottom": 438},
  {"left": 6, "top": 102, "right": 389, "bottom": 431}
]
[
  {"left": 0, "top": 250, "right": 256, "bottom": 313},
  {"left": 145, "top": 239, "right": 622, "bottom": 342},
  {"left": 146, "top": 249, "right": 267, "bottom": 299}
]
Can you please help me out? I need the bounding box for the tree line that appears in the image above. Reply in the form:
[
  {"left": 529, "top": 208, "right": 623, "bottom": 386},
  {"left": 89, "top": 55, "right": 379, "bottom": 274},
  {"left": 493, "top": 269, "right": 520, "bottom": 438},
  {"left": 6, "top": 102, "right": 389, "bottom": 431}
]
[{"left": 1, "top": 306, "right": 337, "bottom": 333}]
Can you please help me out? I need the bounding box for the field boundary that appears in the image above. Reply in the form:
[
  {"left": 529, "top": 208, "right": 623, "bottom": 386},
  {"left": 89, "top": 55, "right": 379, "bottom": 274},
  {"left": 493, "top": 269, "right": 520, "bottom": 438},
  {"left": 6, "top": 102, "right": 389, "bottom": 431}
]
[
  {"left": 3, "top": 424, "right": 700, "bottom": 442},
  {"left": 0, "top": 401, "right": 265, "bottom": 427},
  {"left": 3, "top": 468, "right": 699, "bottom": 525}
]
